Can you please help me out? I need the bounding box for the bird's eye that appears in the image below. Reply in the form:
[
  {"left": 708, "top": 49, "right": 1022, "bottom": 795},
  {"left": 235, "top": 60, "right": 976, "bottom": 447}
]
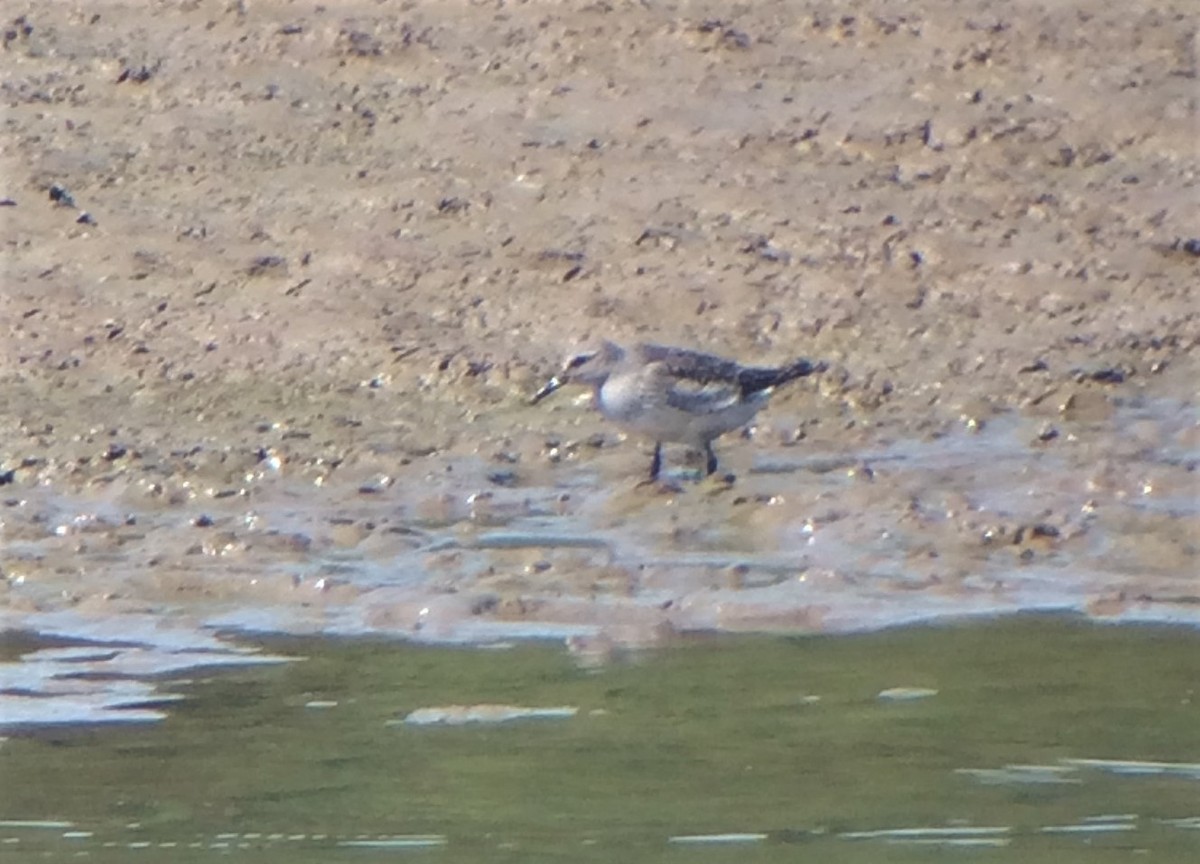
[{"left": 567, "top": 354, "right": 592, "bottom": 369}]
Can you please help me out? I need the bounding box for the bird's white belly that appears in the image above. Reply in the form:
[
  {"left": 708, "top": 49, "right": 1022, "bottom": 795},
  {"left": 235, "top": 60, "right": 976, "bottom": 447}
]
[{"left": 597, "top": 378, "right": 767, "bottom": 446}]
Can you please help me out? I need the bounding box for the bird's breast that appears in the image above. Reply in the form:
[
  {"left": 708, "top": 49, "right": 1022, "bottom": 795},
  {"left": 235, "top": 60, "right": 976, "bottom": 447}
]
[{"left": 598, "top": 373, "right": 768, "bottom": 445}]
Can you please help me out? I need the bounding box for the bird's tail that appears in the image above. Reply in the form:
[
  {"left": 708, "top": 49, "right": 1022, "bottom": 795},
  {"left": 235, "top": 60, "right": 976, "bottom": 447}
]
[{"left": 738, "top": 358, "right": 826, "bottom": 394}]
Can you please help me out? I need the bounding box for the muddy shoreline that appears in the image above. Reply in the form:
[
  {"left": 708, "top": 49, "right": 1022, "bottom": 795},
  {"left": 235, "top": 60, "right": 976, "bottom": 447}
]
[{"left": 1, "top": 0, "right": 1196, "bottom": 660}]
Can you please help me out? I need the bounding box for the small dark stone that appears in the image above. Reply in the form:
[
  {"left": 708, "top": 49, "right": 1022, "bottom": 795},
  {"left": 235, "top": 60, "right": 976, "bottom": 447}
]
[
  {"left": 722, "top": 27, "right": 750, "bottom": 49},
  {"left": 116, "top": 63, "right": 156, "bottom": 84},
  {"left": 538, "top": 248, "right": 585, "bottom": 262},
  {"left": 698, "top": 19, "right": 750, "bottom": 49},
  {"left": 436, "top": 196, "right": 469, "bottom": 214},
  {"left": 247, "top": 255, "right": 286, "bottom": 276},
  {"left": 634, "top": 227, "right": 678, "bottom": 247},
  {"left": 470, "top": 595, "right": 500, "bottom": 615},
  {"left": 1088, "top": 367, "right": 1127, "bottom": 384},
  {"left": 103, "top": 444, "right": 127, "bottom": 461},
  {"left": 357, "top": 475, "right": 391, "bottom": 496},
  {"left": 49, "top": 183, "right": 76, "bottom": 207},
  {"left": 0, "top": 469, "right": 14, "bottom": 485},
  {"left": 487, "top": 470, "right": 519, "bottom": 488},
  {"left": 193, "top": 514, "right": 214, "bottom": 528},
  {"left": 341, "top": 29, "right": 382, "bottom": 57}
]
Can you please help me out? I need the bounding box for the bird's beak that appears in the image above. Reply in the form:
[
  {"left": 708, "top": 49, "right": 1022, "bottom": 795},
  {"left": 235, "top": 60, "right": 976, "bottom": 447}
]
[{"left": 531, "top": 376, "right": 564, "bottom": 404}]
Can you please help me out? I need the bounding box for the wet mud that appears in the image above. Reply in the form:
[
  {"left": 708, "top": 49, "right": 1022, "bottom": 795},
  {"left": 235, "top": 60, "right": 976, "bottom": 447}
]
[{"left": 1, "top": 1, "right": 1197, "bottom": 719}]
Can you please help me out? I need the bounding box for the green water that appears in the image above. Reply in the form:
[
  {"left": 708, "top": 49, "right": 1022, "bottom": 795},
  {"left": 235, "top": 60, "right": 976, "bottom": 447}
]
[{"left": 1, "top": 617, "right": 1198, "bottom": 862}]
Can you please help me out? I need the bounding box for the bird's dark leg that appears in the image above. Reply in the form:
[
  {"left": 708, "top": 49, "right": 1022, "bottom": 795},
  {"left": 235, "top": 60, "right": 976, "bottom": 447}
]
[
  {"left": 703, "top": 441, "right": 718, "bottom": 476},
  {"left": 648, "top": 442, "right": 663, "bottom": 481}
]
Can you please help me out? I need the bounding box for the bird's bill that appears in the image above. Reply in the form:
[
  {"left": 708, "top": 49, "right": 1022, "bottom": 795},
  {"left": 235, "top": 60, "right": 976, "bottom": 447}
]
[{"left": 531, "top": 376, "right": 564, "bottom": 404}]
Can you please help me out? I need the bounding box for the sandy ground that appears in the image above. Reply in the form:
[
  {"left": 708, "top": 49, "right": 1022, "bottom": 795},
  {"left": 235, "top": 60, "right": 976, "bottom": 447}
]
[{"left": 1, "top": 0, "right": 1198, "bottom": 658}]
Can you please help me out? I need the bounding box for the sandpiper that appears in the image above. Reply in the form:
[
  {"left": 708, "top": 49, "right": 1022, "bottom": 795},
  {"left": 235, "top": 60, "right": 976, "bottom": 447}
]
[{"left": 532, "top": 341, "right": 826, "bottom": 480}]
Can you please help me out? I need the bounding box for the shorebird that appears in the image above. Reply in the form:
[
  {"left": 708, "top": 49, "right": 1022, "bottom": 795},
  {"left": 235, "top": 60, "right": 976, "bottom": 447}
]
[{"left": 532, "top": 341, "right": 826, "bottom": 480}]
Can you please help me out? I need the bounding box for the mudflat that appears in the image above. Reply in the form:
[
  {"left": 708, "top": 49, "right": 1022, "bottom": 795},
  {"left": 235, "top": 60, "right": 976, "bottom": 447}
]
[{"left": 1, "top": 1, "right": 1197, "bottom": 647}]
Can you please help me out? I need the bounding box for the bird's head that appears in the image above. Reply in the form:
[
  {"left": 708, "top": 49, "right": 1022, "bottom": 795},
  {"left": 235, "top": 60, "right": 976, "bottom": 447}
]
[{"left": 531, "top": 341, "right": 624, "bottom": 403}]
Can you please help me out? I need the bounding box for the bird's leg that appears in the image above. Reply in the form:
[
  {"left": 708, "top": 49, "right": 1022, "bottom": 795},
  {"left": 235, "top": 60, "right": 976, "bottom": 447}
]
[
  {"left": 648, "top": 442, "right": 663, "bottom": 481},
  {"left": 703, "top": 441, "right": 718, "bottom": 476}
]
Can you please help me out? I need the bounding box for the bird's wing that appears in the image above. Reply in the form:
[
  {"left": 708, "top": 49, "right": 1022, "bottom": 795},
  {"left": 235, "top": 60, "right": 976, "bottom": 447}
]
[
  {"left": 637, "top": 343, "right": 744, "bottom": 384},
  {"left": 654, "top": 367, "right": 745, "bottom": 415},
  {"left": 637, "top": 343, "right": 820, "bottom": 399}
]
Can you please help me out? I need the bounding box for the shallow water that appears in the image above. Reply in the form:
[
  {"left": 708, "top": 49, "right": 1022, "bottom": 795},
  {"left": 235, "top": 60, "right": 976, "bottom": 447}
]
[
  {"left": 1, "top": 617, "right": 1198, "bottom": 862},
  {"left": 2, "top": 397, "right": 1197, "bottom": 723}
]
